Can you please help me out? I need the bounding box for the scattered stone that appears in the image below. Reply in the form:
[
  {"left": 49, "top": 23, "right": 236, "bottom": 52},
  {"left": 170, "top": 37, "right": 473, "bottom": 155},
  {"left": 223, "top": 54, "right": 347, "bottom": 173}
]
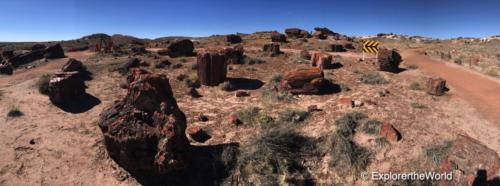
[
  {"left": 271, "top": 32, "right": 286, "bottom": 42},
  {"left": 281, "top": 68, "right": 325, "bottom": 95},
  {"left": 196, "top": 114, "right": 209, "bottom": 122},
  {"left": 300, "top": 49, "right": 311, "bottom": 60},
  {"left": 235, "top": 91, "right": 250, "bottom": 97},
  {"left": 379, "top": 123, "right": 401, "bottom": 142},
  {"left": 262, "top": 43, "right": 281, "bottom": 56},
  {"left": 426, "top": 77, "right": 447, "bottom": 96},
  {"left": 154, "top": 59, "right": 171, "bottom": 68},
  {"left": 29, "top": 139, "right": 35, "bottom": 145},
  {"left": 166, "top": 39, "right": 194, "bottom": 58},
  {"left": 44, "top": 44, "right": 65, "bottom": 59},
  {"left": 0, "top": 63, "right": 14, "bottom": 75},
  {"left": 187, "top": 126, "right": 211, "bottom": 143},
  {"left": 98, "top": 69, "right": 190, "bottom": 174},
  {"left": 61, "top": 58, "right": 84, "bottom": 72},
  {"left": 377, "top": 48, "right": 402, "bottom": 72},
  {"left": 226, "top": 34, "right": 242, "bottom": 44},
  {"left": 48, "top": 71, "right": 86, "bottom": 105},
  {"left": 311, "top": 52, "right": 332, "bottom": 70},
  {"left": 338, "top": 97, "right": 353, "bottom": 109},
  {"left": 285, "top": 28, "right": 310, "bottom": 38},
  {"left": 197, "top": 48, "right": 228, "bottom": 86},
  {"left": 307, "top": 105, "right": 321, "bottom": 112},
  {"left": 352, "top": 100, "right": 362, "bottom": 107}
]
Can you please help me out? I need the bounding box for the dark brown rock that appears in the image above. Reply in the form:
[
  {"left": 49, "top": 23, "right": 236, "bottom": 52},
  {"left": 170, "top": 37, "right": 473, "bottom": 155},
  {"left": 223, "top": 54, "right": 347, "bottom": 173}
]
[
  {"left": 426, "top": 77, "right": 447, "bottom": 96},
  {"left": 377, "top": 48, "right": 402, "bottom": 72},
  {"left": 313, "top": 31, "right": 327, "bottom": 40},
  {"left": 235, "top": 91, "right": 250, "bottom": 97},
  {"left": 271, "top": 32, "right": 286, "bottom": 42},
  {"left": 98, "top": 69, "right": 190, "bottom": 174},
  {"left": 311, "top": 52, "right": 332, "bottom": 70},
  {"left": 379, "top": 123, "right": 401, "bottom": 142},
  {"left": 285, "top": 28, "right": 310, "bottom": 38},
  {"left": 313, "top": 27, "right": 340, "bottom": 37},
  {"left": 281, "top": 68, "right": 325, "bottom": 95},
  {"left": 0, "top": 63, "right": 13, "bottom": 75},
  {"left": 197, "top": 48, "right": 228, "bottom": 86},
  {"left": 187, "top": 126, "right": 211, "bottom": 143},
  {"left": 223, "top": 45, "right": 244, "bottom": 64},
  {"left": 44, "top": 44, "right": 65, "bottom": 59},
  {"left": 8, "top": 50, "right": 45, "bottom": 67},
  {"left": 330, "top": 44, "right": 346, "bottom": 52},
  {"left": 31, "top": 44, "right": 46, "bottom": 51},
  {"left": 62, "top": 58, "right": 84, "bottom": 72},
  {"left": 262, "top": 43, "right": 281, "bottom": 56},
  {"left": 166, "top": 39, "right": 194, "bottom": 58},
  {"left": 226, "top": 34, "right": 242, "bottom": 44},
  {"left": 48, "top": 71, "right": 86, "bottom": 105}
]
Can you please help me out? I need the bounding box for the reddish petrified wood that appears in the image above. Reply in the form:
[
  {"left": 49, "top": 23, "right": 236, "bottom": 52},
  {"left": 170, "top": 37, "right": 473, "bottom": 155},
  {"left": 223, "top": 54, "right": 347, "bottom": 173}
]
[
  {"left": 281, "top": 68, "right": 325, "bottom": 94},
  {"left": 197, "top": 48, "right": 228, "bottom": 86},
  {"left": 426, "top": 77, "right": 447, "bottom": 96},
  {"left": 311, "top": 52, "right": 332, "bottom": 70}
]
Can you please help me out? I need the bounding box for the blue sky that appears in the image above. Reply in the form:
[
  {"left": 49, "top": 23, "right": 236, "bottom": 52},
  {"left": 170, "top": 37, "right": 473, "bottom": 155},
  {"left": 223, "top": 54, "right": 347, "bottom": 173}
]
[{"left": 0, "top": 0, "right": 499, "bottom": 41}]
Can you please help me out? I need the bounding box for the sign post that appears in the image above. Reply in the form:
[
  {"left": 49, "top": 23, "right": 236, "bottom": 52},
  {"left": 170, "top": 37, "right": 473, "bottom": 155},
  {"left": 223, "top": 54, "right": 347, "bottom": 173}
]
[{"left": 362, "top": 40, "right": 380, "bottom": 60}]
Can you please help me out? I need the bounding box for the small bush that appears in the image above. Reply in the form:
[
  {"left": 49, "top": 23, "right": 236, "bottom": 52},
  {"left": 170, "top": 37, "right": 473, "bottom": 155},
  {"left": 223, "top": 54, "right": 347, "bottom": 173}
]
[
  {"left": 261, "top": 74, "right": 294, "bottom": 103},
  {"left": 335, "top": 112, "right": 367, "bottom": 138},
  {"left": 339, "top": 84, "right": 351, "bottom": 92},
  {"left": 359, "top": 119, "right": 382, "bottom": 135},
  {"left": 37, "top": 74, "right": 51, "bottom": 95},
  {"left": 278, "top": 109, "right": 309, "bottom": 123},
  {"left": 375, "top": 137, "right": 389, "bottom": 148},
  {"left": 411, "top": 102, "right": 427, "bottom": 109},
  {"left": 407, "top": 64, "right": 418, "bottom": 69},
  {"left": 409, "top": 81, "right": 422, "bottom": 90},
  {"left": 235, "top": 106, "right": 261, "bottom": 124},
  {"left": 329, "top": 134, "right": 370, "bottom": 176},
  {"left": 7, "top": 106, "right": 23, "bottom": 117},
  {"left": 425, "top": 140, "right": 453, "bottom": 165},
  {"left": 236, "top": 129, "right": 317, "bottom": 185},
  {"left": 454, "top": 58, "right": 463, "bottom": 65},
  {"left": 242, "top": 56, "right": 265, "bottom": 65},
  {"left": 361, "top": 73, "right": 387, "bottom": 84},
  {"left": 184, "top": 74, "right": 200, "bottom": 88},
  {"left": 486, "top": 69, "right": 499, "bottom": 77},
  {"left": 219, "top": 81, "right": 235, "bottom": 91}
]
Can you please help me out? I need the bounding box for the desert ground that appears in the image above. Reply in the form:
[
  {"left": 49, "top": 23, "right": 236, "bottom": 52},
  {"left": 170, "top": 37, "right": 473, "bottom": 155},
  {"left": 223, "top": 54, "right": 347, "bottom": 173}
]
[{"left": 0, "top": 30, "right": 499, "bottom": 185}]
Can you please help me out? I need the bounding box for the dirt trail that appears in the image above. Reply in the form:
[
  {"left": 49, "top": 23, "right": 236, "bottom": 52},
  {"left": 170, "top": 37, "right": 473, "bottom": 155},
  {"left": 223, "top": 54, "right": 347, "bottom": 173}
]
[
  {"left": 402, "top": 50, "right": 500, "bottom": 125},
  {"left": 0, "top": 51, "right": 95, "bottom": 87}
]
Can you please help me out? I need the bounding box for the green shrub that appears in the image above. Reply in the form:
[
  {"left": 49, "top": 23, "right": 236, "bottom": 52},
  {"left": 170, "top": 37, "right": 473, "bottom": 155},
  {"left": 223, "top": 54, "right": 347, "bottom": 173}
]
[
  {"left": 409, "top": 81, "right": 422, "bottom": 90},
  {"left": 235, "top": 106, "right": 261, "bottom": 124},
  {"left": 425, "top": 141, "right": 453, "bottom": 165},
  {"left": 335, "top": 112, "right": 367, "bottom": 138},
  {"left": 278, "top": 109, "right": 309, "bottom": 123},
  {"left": 235, "top": 129, "right": 317, "bottom": 185},
  {"left": 7, "top": 106, "right": 23, "bottom": 117},
  {"left": 411, "top": 102, "right": 427, "bottom": 109},
  {"left": 37, "top": 74, "right": 51, "bottom": 95},
  {"left": 361, "top": 73, "right": 387, "bottom": 84},
  {"left": 359, "top": 119, "right": 382, "bottom": 135}
]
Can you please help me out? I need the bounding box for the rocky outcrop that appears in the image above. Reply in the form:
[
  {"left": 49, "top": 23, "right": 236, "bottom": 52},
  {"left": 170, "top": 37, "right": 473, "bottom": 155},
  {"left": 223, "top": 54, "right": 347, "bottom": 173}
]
[
  {"left": 281, "top": 68, "right": 325, "bottom": 94},
  {"left": 98, "top": 69, "right": 190, "bottom": 175},
  {"left": 166, "top": 39, "right": 194, "bottom": 58},
  {"left": 377, "top": 48, "right": 402, "bottom": 72},
  {"left": 44, "top": 44, "right": 65, "bottom": 59},
  {"left": 311, "top": 52, "right": 332, "bottom": 70},
  {"left": 226, "top": 34, "right": 242, "bottom": 44},
  {"left": 62, "top": 58, "right": 85, "bottom": 72},
  {"left": 285, "top": 28, "right": 310, "bottom": 38},
  {"left": 197, "top": 48, "right": 228, "bottom": 86},
  {"left": 48, "top": 71, "right": 86, "bottom": 105},
  {"left": 426, "top": 77, "right": 447, "bottom": 96},
  {"left": 271, "top": 32, "right": 286, "bottom": 42},
  {"left": 119, "top": 58, "right": 141, "bottom": 74},
  {"left": 262, "top": 43, "right": 281, "bottom": 56}
]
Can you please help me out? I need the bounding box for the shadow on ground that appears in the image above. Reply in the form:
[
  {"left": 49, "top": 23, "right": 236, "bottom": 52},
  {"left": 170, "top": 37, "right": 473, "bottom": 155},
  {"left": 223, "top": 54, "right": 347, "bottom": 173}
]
[
  {"left": 227, "top": 77, "right": 264, "bottom": 90},
  {"left": 53, "top": 93, "right": 101, "bottom": 113},
  {"left": 130, "top": 143, "right": 239, "bottom": 186}
]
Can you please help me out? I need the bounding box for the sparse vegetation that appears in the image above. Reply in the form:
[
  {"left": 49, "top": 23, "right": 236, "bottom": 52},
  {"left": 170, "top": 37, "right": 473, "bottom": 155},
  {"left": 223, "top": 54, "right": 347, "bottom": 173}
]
[
  {"left": 425, "top": 140, "right": 453, "bottom": 165},
  {"left": 409, "top": 81, "right": 422, "bottom": 90},
  {"left": 184, "top": 73, "right": 200, "bottom": 88},
  {"left": 359, "top": 119, "right": 382, "bottom": 135},
  {"left": 375, "top": 137, "right": 389, "bottom": 148},
  {"left": 219, "top": 81, "right": 235, "bottom": 91},
  {"left": 361, "top": 72, "right": 387, "bottom": 84},
  {"left": 486, "top": 68, "right": 499, "bottom": 77},
  {"left": 411, "top": 102, "right": 427, "bottom": 109},
  {"left": 7, "top": 106, "right": 23, "bottom": 117},
  {"left": 261, "top": 74, "right": 294, "bottom": 103},
  {"left": 242, "top": 55, "right": 265, "bottom": 65},
  {"left": 235, "top": 106, "right": 261, "bottom": 125},
  {"left": 234, "top": 128, "right": 317, "bottom": 185},
  {"left": 37, "top": 74, "right": 51, "bottom": 95},
  {"left": 277, "top": 109, "right": 309, "bottom": 123},
  {"left": 407, "top": 64, "right": 418, "bottom": 69},
  {"left": 329, "top": 133, "right": 370, "bottom": 176},
  {"left": 335, "top": 112, "right": 367, "bottom": 137}
]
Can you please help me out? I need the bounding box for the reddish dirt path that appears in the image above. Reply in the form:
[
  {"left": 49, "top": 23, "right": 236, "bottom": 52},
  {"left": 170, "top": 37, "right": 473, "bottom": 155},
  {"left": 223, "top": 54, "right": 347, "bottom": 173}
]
[
  {"left": 402, "top": 50, "right": 500, "bottom": 125},
  {"left": 0, "top": 51, "right": 95, "bottom": 87}
]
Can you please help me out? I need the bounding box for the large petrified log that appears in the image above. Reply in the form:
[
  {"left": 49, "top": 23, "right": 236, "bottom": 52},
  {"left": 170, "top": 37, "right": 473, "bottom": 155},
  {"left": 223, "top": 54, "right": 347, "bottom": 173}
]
[
  {"left": 377, "top": 48, "right": 402, "bottom": 72},
  {"left": 281, "top": 68, "right": 325, "bottom": 94},
  {"left": 166, "top": 39, "right": 194, "bottom": 58},
  {"left": 426, "top": 77, "right": 447, "bottom": 96},
  {"left": 285, "top": 28, "right": 310, "bottom": 38},
  {"left": 98, "top": 69, "right": 190, "bottom": 174},
  {"left": 48, "top": 71, "right": 86, "bottom": 105},
  {"left": 311, "top": 52, "right": 332, "bottom": 70},
  {"left": 197, "top": 48, "right": 228, "bottom": 86},
  {"left": 44, "top": 44, "right": 65, "bottom": 59}
]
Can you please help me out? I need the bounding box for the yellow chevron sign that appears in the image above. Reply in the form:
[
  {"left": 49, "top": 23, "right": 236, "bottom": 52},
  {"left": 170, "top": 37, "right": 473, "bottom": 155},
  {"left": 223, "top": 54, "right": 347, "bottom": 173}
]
[{"left": 363, "top": 40, "right": 379, "bottom": 54}]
